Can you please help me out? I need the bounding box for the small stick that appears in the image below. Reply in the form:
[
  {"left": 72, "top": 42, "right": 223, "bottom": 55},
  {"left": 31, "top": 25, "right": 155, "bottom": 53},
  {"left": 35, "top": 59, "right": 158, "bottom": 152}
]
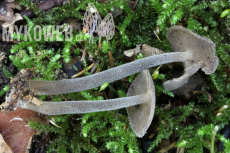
[
  {"left": 90, "top": 59, "right": 99, "bottom": 74},
  {"left": 115, "top": 25, "right": 120, "bottom": 31},
  {"left": 157, "top": 141, "right": 177, "bottom": 153},
  {"left": 62, "top": 96, "right": 68, "bottom": 101},
  {"left": 108, "top": 51, "right": 114, "bottom": 68},
  {"left": 132, "top": 0, "right": 139, "bottom": 9},
  {"left": 0, "top": 52, "right": 5, "bottom": 62},
  {"left": 154, "top": 31, "right": 162, "bottom": 42},
  {"left": 103, "top": 91, "right": 108, "bottom": 100},
  {"left": 120, "top": 78, "right": 129, "bottom": 82},
  {"left": 80, "top": 49, "right": 87, "bottom": 61},
  {"left": 92, "top": 93, "right": 104, "bottom": 97},
  {"left": 95, "top": 69, "right": 100, "bottom": 73},
  {"left": 71, "top": 63, "right": 94, "bottom": 79},
  {"left": 193, "top": 91, "right": 211, "bottom": 102},
  {"left": 85, "top": 140, "right": 101, "bottom": 153},
  {"left": 123, "top": 121, "right": 129, "bottom": 131}
]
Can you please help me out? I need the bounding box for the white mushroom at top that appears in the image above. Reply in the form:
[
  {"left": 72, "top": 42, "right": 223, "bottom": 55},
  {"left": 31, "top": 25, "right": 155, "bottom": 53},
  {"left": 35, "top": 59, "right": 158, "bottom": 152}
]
[{"left": 17, "top": 70, "right": 155, "bottom": 137}]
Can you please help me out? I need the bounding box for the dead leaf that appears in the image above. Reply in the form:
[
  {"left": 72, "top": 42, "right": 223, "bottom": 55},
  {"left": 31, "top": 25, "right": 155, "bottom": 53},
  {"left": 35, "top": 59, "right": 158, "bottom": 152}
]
[{"left": 0, "top": 107, "right": 37, "bottom": 153}]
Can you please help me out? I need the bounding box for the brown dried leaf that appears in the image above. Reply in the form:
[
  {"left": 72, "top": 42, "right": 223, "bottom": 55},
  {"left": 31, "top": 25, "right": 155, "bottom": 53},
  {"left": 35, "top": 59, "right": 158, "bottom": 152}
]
[{"left": 0, "top": 107, "right": 37, "bottom": 153}]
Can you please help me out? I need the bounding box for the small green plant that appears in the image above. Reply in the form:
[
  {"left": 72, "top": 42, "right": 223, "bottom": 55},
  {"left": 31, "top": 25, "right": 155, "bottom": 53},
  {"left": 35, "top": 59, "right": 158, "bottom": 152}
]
[
  {"left": 0, "top": 86, "right": 9, "bottom": 97},
  {"left": 2, "top": 67, "right": 13, "bottom": 78}
]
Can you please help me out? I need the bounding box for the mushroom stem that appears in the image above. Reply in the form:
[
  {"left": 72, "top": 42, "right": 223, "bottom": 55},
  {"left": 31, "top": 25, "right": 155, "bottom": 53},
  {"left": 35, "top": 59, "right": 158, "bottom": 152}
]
[
  {"left": 29, "top": 25, "right": 218, "bottom": 94},
  {"left": 18, "top": 69, "right": 155, "bottom": 138},
  {"left": 18, "top": 94, "right": 150, "bottom": 115},
  {"left": 30, "top": 52, "right": 186, "bottom": 95}
]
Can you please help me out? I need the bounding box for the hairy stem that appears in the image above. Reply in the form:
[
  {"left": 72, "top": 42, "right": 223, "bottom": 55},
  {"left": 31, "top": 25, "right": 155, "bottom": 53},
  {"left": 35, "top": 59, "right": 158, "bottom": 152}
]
[
  {"left": 18, "top": 94, "right": 150, "bottom": 115},
  {"left": 29, "top": 52, "right": 186, "bottom": 95}
]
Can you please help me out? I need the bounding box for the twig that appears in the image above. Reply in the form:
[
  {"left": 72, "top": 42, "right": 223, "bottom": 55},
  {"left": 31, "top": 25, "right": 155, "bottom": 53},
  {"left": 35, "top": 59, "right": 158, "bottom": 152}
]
[
  {"left": 108, "top": 51, "right": 114, "bottom": 68},
  {"left": 157, "top": 141, "right": 177, "bottom": 153},
  {"left": 71, "top": 63, "right": 94, "bottom": 79},
  {"left": 80, "top": 49, "right": 87, "bottom": 61},
  {"left": 90, "top": 59, "right": 99, "bottom": 74},
  {"left": 132, "top": 0, "right": 139, "bottom": 9},
  {"left": 85, "top": 140, "right": 101, "bottom": 153},
  {"left": 193, "top": 91, "right": 211, "bottom": 102}
]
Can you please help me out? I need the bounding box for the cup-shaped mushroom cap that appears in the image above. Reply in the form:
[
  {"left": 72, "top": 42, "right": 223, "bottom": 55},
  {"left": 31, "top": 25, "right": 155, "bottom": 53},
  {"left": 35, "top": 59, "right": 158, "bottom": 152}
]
[
  {"left": 126, "top": 70, "right": 155, "bottom": 137},
  {"left": 167, "top": 25, "right": 218, "bottom": 74},
  {"left": 163, "top": 62, "right": 202, "bottom": 91}
]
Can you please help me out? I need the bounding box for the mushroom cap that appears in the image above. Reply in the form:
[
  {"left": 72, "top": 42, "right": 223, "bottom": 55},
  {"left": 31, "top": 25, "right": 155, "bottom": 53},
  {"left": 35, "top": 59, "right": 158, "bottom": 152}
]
[
  {"left": 163, "top": 62, "right": 202, "bottom": 91},
  {"left": 126, "top": 70, "right": 155, "bottom": 137},
  {"left": 167, "top": 25, "right": 218, "bottom": 74}
]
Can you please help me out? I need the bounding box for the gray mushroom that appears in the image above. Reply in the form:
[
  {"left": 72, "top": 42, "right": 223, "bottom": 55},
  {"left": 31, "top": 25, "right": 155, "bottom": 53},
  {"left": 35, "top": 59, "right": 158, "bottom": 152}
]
[
  {"left": 28, "top": 26, "right": 218, "bottom": 95},
  {"left": 163, "top": 25, "right": 218, "bottom": 90},
  {"left": 18, "top": 70, "right": 155, "bottom": 137}
]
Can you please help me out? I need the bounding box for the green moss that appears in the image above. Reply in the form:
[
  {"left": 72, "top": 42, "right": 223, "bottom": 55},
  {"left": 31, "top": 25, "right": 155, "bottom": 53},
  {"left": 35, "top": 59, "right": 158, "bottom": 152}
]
[{"left": 9, "top": 0, "right": 230, "bottom": 152}]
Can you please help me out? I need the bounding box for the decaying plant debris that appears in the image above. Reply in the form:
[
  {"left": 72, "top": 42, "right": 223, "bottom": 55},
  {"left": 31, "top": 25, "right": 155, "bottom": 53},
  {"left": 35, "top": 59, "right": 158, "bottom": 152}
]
[{"left": 4, "top": 68, "right": 34, "bottom": 112}]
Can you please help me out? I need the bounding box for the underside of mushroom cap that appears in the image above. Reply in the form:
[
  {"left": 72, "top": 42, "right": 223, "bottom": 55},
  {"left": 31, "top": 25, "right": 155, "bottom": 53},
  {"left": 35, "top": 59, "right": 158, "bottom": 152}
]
[
  {"left": 167, "top": 25, "right": 218, "bottom": 74},
  {"left": 163, "top": 62, "right": 202, "bottom": 91},
  {"left": 126, "top": 70, "right": 155, "bottom": 137}
]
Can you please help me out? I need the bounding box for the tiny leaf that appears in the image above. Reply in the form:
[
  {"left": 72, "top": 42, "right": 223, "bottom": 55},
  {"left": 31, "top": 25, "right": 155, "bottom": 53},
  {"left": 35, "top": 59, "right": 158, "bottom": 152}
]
[{"left": 98, "top": 82, "right": 109, "bottom": 93}]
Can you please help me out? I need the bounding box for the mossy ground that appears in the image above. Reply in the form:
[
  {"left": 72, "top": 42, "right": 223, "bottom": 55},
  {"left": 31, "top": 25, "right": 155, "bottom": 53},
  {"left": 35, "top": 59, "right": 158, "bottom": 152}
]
[{"left": 1, "top": 0, "right": 230, "bottom": 152}]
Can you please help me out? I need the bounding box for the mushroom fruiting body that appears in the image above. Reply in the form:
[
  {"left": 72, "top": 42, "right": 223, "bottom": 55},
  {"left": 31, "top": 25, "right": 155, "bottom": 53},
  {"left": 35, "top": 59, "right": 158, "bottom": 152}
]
[
  {"left": 29, "top": 51, "right": 184, "bottom": 95},
  {"left": 163, "top": 25, "right": 218, "bottom": 90},
  {"left": 29, "top": 26, "right": 218, "bottom": 95},
  {"left": 18, "top": 70, "right": 155, "bottom": 137}
]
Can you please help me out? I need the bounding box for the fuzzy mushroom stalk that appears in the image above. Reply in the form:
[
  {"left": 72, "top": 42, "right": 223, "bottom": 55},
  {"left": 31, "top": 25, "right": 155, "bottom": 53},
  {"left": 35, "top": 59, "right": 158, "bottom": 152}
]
[
  {"left": 17, "top": 94, "right": 148, "bottom": 115},
  {"left": 18, "top": 70, "right": 155, "bottom": 137},
  {"left": 29, "top": 25, "right": 218, "bottom": 95}
]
